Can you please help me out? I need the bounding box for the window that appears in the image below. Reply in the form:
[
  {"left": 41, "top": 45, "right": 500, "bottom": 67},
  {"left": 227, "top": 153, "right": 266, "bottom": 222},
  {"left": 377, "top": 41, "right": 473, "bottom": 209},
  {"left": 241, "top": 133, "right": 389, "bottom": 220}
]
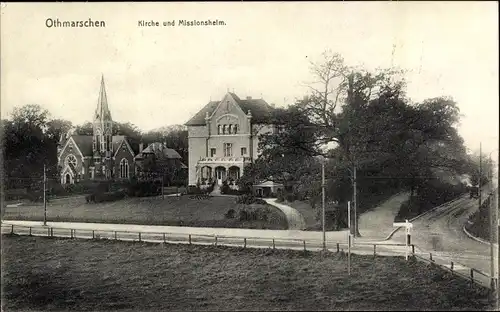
[
  {"left": 65, "top": 154, "right": 77, "bottom": 167},
  {"left": 95, "top": 130, "right": 101, "bottom": 151},
  {"left": 224, "top": 143, "right": 233, "bottom": 157},
  {"left": 120, "top": 158, "right": 129, "bottom": 179},
  {"left": 241, "top": 147, "right": 247, "bottom": 156},
  {"left": 233, "top": 124, "right": 238, "bottom": 134},
  {"left": 106, "top": 135, "right": 111, "bottom": 152},
  {"left": 222, "top": 125, "right": 227, "bottom": 134},
  {"left": 100, "top": 134, "right": 105, "bottom": 152},
  {"left": 210, "top": 148, "right": 216, "bottom": 157},
  {"left": 218, "top": 125, "right": 222, "bottom": 135},
  {"left": 228, "top": 125, "right": 233, "bottom": 134}
]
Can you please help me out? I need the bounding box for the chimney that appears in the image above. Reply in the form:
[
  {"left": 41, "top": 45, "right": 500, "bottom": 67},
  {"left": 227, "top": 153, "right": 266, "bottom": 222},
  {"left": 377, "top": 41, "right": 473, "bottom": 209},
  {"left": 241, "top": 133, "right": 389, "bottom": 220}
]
[
  {"left": 139, "top": 143, "right": 144, "bottom": 153},
  {"left": 246, "top": 96, "right": 252, "bottom": 100}
]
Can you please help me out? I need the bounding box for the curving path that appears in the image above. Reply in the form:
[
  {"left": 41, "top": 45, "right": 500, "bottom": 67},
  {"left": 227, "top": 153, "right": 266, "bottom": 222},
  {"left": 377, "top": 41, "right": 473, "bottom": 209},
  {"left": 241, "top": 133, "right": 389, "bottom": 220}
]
[
  {"left": 389, "top": 190, "right": 497, "bottom": 278},
  {"left": 357, "top": 192, "right": 410, "bottom": 240},
  {"left": 264, "top": 199, "right": 307, "bottom": 230}
]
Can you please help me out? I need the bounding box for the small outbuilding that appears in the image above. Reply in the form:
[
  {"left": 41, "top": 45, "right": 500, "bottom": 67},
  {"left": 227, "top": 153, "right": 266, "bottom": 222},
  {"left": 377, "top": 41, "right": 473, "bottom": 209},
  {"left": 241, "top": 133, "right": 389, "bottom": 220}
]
[{"left": 253, "top": 180, "right": 284, "bottom": 197}]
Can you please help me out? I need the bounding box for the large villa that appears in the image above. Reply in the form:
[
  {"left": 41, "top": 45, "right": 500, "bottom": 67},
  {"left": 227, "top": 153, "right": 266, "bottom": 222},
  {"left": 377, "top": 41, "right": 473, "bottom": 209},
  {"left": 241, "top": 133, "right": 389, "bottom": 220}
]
[{"left": 185, "top": 92, "right": 278, "bottom": 189}]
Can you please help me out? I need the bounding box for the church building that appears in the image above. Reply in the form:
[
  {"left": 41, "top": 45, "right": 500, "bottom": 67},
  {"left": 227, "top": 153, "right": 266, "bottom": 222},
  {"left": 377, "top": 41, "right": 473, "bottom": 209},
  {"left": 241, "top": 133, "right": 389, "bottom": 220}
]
[{"left": 57, "top": 76, "right": 137, "bottom": 184}]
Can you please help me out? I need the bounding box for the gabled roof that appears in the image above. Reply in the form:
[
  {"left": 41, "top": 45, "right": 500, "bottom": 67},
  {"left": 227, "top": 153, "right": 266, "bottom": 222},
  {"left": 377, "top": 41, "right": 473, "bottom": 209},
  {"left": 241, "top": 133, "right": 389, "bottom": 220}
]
[
  {"left": 135, "top": 142, "right": 182, "bottom": 160},
  {"left": 185, "top": 92, "right": 275, "bottom": 126},
  {"left": 71, "top": 135, "right": 93, "bottom": 156},
  {"left": 66, "top": 135, "right": 137, "bottom": 157}
]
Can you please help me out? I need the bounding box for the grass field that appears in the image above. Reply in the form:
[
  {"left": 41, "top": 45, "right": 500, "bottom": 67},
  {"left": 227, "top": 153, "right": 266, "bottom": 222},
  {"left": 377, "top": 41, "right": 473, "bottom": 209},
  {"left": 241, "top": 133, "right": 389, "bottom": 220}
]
[
  {"left": 2, "top": 195, "right": 288, "bottom": 230},
  {"left": 1, "top": 235, "right": 494, "bottom": 311}
]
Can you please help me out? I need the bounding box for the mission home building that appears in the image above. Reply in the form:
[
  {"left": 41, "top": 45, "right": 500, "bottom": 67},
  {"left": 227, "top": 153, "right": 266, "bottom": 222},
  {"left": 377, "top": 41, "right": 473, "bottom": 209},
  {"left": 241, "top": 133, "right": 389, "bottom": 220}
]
[{"left": 185, "top": 92, "right": 277, "bottom": 189}]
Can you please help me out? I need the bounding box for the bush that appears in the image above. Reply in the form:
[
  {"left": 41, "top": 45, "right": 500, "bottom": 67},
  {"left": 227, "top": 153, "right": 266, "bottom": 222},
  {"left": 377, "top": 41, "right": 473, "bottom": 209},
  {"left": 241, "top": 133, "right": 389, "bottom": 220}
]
[
  {"left": 276, "top": 192, "right": 285, "bottom": 203},
  {"left": 87, "top": 190, "right": 126, "bottom": 203},
  {"left": 239, "top": 209, "right": 249, "bottom": 221},
  {"left": 285, "top": 193, "right": 296, "bottom": 202},
  {"left": 187, "top": 185, "right": 202, "bottom": 195},
  {"left": 220, "top": 181, "right": 230, "bottom": 194},
  {"left": 127, "top": 181, "right": 161, "bottom": 197},
  {"left": 205, "top": 182, "right": 215, "bottom": 194},
  {"left": 225, "top": 209, "right": 236, "bottom": 219},
  {"left": 236, "top": 194, "right": 266, "bottom": 205}
]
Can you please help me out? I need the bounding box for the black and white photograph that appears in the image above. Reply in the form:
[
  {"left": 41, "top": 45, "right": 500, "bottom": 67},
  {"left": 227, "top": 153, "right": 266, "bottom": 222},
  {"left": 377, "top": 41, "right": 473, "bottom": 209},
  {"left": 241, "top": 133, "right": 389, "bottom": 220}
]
[{"left": 1, "top": 2, "right": 499, "bottom": 311}]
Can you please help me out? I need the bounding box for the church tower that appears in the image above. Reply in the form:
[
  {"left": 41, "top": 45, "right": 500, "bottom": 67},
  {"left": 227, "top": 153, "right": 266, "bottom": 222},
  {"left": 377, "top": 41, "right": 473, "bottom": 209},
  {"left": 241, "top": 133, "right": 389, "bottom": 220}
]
[{"left": 92, "top": 75, "right": 113, "bottom": 158}]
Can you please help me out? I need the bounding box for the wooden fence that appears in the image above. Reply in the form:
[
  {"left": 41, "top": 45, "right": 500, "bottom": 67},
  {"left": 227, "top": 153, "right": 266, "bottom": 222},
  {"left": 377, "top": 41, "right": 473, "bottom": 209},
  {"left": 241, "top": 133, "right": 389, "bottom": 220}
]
[{"left": 2, "top": 223, "right": 495, "bottom": 290}]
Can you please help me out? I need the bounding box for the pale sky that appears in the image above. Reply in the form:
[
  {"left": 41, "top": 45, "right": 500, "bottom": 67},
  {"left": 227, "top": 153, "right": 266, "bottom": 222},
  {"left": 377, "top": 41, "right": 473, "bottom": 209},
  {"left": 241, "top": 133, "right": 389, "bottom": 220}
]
[{"left": 1, "top": 2, "right": 498, "bottom": 157}]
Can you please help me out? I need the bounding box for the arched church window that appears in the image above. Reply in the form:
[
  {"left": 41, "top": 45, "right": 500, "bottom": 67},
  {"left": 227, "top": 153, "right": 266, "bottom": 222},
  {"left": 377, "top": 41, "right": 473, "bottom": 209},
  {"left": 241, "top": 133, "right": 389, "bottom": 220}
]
[
  {"left": 222, "top": 125, "right": 227, "bottom": 135},
  {"left": 95, "top": 130, "right": 101, "bottom": 151},
  {"left": 106, "top": 135, "right": 111, "bottom": 152},
  {"left": 120, "top": 158, "right": 129, "bottom": 179}
]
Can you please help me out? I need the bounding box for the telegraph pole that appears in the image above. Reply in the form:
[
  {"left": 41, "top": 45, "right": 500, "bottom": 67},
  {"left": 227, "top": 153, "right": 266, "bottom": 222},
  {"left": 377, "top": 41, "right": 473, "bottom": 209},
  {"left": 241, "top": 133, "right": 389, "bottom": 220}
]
[
  {"left": 489, "top": 158, "right": 495, "bottom": 290},
  {"left": 322, "top": 159, "right": 326, "bottom": 251},
  {"left": 479, "top": 142, "right": 482, "bottom": 210},
  {"left": 43, "top": 164, "right": 47, "bottom": 226},
  {"left": 353, "top": 164, "right": 358, "bottom": 238}
]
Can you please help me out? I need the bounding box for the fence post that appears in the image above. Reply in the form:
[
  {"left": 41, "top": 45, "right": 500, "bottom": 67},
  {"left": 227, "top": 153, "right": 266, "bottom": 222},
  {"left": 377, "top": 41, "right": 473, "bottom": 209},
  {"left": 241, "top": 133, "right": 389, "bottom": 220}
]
[
  {"left": 73, "top": 230, "right": 76, "bottom": 239},
  {"left": 373, "top": 244, "right": 376, "bottom": 258},
  {"left": 412, "top": 245, "right": 415, "bottom": 255},
  {"left": 450, "top": 261, "right": 454, "bottom": 271},
  {"left": 138, "top": 232, "right": 141, "bottom": 242},
  {"left": 29, "top": 227, "right": 32, "bottom": 236},
  {"left": 470, "top": 269, "right": 474, "bottom": 286},
  {"left": 429, "top": 252, "right": 433, "bottom": 262},
  {"left": 115, "top": 231, "right": 117, "bottom": 240},
  {"left": 244, "top": 238, "right": 247, "bottom": 249},
  {"left": 11, "top": 224, "right": 14, "bottom": 234},
  {"left": 303, "top": 240, "right": 306, "bottom": 252},
  {"left": 70, "top": 229, "right": 73, "bottom": 239},
  {"left": 188, "top": 234, "right": 191, "bottom": 245},
  {"left": 214, "top": 235, "right": 218, "bottom": 246},
  {"left": 47, "top": 228, "right": 50, "bottom": 237},
  {"left": 272, "top": 239, "right": 275, "bottom": 250},
  {"left": 92, "top": 230, "right": 95, "bottom": 239},
  {"left": 337, "top": 243, "right": 340, "bottom": 253},
  {"left": 50, "top": 228, "right": 53, "bottom": 237}
]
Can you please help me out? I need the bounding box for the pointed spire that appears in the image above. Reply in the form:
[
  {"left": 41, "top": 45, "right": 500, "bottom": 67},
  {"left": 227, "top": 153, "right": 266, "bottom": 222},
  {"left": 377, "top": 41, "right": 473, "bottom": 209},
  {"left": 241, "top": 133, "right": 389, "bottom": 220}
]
[{"left": 95, "top": 74, "right": 111, "bottom": 121}]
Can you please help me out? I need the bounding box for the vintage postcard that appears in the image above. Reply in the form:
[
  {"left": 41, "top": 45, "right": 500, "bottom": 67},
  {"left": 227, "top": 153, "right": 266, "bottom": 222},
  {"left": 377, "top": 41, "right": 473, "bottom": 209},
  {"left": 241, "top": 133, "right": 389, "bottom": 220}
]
[{"left": 1, "top": 2, "right": 499, "bottom": 311}]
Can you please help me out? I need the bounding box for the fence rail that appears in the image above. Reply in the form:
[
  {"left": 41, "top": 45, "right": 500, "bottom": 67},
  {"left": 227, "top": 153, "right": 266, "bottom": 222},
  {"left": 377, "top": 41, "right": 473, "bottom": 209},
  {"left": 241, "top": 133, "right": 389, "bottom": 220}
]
[{"left": 1, "top": 223, "right": 495, "bottom": 290}]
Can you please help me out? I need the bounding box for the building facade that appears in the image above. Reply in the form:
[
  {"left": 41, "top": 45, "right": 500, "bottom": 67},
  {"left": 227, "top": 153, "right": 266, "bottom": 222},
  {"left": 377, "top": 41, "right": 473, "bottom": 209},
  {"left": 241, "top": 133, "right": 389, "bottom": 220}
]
[
  {"left": 57, "top": 76, "right": 137, "bottom": 184},
  {"left": 185, "top": 92, "right": 276, "bottom": 187},
  {"left": 134, "top": 142, "right": 188, "bottom": 183}
]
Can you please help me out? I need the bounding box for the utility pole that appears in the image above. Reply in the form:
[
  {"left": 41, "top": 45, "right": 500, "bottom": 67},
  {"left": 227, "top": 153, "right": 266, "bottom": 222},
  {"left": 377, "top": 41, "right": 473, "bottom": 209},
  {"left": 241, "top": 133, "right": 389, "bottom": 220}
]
[
  {"left": 322, "top": 159, "right": 326, "bottom": 251},
  {"left": 43, "top": 164, "right": 47, "bottom": 226},
  {"left": 489, "top": 158, "right": 495, "bottom": 290},
  {"left": 353, "top": 164, "right": 358, "bottom": 238},
  {"left": 479, "top": 142, "right": 482, "bottom": 210}
]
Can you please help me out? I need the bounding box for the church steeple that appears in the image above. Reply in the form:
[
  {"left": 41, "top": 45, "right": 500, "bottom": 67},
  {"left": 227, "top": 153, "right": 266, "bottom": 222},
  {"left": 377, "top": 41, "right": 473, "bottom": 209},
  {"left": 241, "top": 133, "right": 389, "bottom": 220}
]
[
  {"left": 94, "top": 74, "right": 112, "bottom": 121},
  {"left": 93, "top": 74, "right": 113, "bottom": 156}
]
